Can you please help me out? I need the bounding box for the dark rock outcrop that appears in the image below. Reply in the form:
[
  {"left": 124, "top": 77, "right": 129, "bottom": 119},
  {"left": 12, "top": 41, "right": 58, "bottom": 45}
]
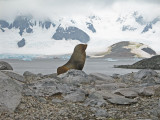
[
  {"left": 86, "top": 22, "right": 96, "bottom": 33},
  {"left": 52, "top": 26, "right": 90, "bottom": 43},
  {"left": 17, "top": 38, "right": 25, "bottom": 48},
  {"left": 115, "top": 55, "right": 160, "bottom": 69},
  {"left": 104, "top": 41, "right": 135, "bottom": 58},
  {"left": 0, "top": 20, "right": 9, "bottom": 28},
  {"left": 122, "top": 25, "right": 137, "bottom": 31},
  {"left": 0, "top": 61, "right": 13, "bottom": 70}
]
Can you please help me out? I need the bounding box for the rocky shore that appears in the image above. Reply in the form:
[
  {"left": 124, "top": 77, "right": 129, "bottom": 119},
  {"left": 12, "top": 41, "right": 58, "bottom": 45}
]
[
  {"left": 0, "top": 61, "right": 160, "bottom": 120},
  {"left": 115, "top": 55, "right": 160, "bottom": 70}
]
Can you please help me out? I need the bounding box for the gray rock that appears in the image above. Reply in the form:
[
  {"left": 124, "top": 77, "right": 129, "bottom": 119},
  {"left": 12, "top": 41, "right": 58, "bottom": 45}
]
[
  {"left": 138, "top": 87, "right": 155, "bottom": 96},
  {"left": 1, "top": 70, "right": 25, "bottom": 83},
  {"left": 107, "top": 97, "right": 137, "bottom": 105},
  {"left": 133, "top": 69, "right": 158, "bottom": 80},
  {"left": 98, "top": 91, "right": 125, "bottom": 99},
  {"left": 89, "top": 73, "right": 115, "bottom": 83},
  {"left": 97, "top": 90, "right": 137, "bottom": 105},
  {"left": 64, "top": 90, "right": 86, "bottom": 102},
  {"left": 0, "top": 61, "right": 13, "bottom": 70},
  {"left": 23, "top": 78, "right": 60, "bottom": 96},
  {"left": 23, "top": 71, "right": 36, "bottom": 77},
  {"left": 84, "top": 92, "right": 107, "bottom": 107},
  {"left": 0, "top": 71, "right": 22, "bottom": 112},
  {"left": 95, "top": 83, "right": 127, "bottom": 91},
  {"left": 112, "top": 73, "right": 120, "bottom": 79},
  {"left": 58, "top": 69, "right": 91, "bottom": 85},
  {"left": 23, "top": 71, "right": 42, "bottom": 83},
  {"left": 23, "top": 78, "right": 74, "bottom": 96},
  {"left": 113, "top": 88, "right": 138, "bottom": 98}
]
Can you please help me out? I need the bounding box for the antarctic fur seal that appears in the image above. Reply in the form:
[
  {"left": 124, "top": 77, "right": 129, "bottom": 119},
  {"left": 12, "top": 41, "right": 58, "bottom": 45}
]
[{"left": 57, "top": 44, "right": 87, "bottom": 75}]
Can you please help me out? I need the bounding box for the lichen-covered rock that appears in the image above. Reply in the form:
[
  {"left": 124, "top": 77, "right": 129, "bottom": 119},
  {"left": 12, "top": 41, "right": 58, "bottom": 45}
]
[
  {"left": 0, "top": 71, "right": 22, "bottom": 112},
  {"left": 0, "top": 61, "right": 13, "bottom": 70}
]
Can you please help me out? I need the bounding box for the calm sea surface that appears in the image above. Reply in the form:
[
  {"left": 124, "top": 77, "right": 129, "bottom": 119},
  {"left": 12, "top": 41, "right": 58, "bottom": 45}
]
[{"left": 1, "top": 58, "right": 150, "bottom": 75}]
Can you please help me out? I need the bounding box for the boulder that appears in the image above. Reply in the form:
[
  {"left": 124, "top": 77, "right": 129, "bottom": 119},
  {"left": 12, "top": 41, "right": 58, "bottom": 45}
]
[
  {"left": 2, "top": 70, "right": 25, "bottom": 83},
  {"left": 0, "top": 71, "right": 22, "bottom": 112},
  {"left": 57, "top": 69, "right": 92, "bottom": 85},
  {"left": 23, "top": 78, "right": 73, "bottom": 96},
  {"left": 0, "top": 61, "right": 13, "bottom": 70},
  {"left": 133, "top": 69, "right": 158, "bottom": 80}
]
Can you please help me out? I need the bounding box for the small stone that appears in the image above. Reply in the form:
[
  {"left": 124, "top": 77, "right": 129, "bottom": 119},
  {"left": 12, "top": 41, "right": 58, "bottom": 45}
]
[
  {"left": 52, "top": 98, "right": 64, "bottom": 103},
  {"left": 154, "top": 86, "right": 160, "bottom": 97},
  {"left": 91, "top": 108, "right": 108, "bottom": 118}
]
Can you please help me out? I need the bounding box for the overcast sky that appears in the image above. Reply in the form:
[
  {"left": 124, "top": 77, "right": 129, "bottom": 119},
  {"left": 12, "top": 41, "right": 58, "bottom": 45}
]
[{"left": 0, "top": 0, "right": 160, "bottom": 19}]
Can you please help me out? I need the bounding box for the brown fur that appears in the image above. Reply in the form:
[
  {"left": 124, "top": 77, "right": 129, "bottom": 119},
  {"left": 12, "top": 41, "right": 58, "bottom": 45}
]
[{"left": 57, "top": 44, "right": 87, "bottom": 75}]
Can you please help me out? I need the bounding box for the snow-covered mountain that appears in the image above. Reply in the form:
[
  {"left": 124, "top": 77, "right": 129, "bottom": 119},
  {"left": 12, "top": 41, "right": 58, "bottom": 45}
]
[{"left": 0, "top": 11, "right": 160, "bottom": 56}]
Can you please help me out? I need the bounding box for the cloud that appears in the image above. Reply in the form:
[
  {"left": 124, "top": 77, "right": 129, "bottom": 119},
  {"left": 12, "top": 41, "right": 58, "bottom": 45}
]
[
  {"left": 0, "top": 0, "right": 160, "bottom": 18},
  {"left": 0, "top": 0, "right": 160, "bottom": 22}
]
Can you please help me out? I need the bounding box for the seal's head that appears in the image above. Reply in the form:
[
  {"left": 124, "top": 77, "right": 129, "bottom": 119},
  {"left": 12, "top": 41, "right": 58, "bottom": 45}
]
[{"left": 74, "top": 44, "right": 87, "bottom": 53}]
